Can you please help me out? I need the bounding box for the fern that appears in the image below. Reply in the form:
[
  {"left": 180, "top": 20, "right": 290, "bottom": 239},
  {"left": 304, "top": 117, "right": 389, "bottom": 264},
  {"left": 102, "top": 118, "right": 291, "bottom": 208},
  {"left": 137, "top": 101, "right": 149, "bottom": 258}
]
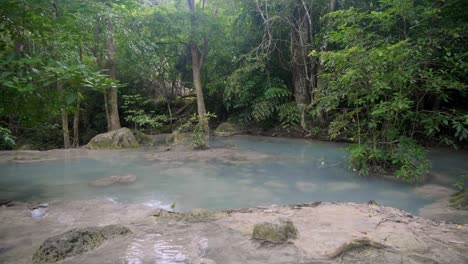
[
  {"left": 252, "top": 101, "right": 276, "bottom": 121},
  {"left": 278, "top": 102, "right": 300, "bottom": 129},
  {"left": 263, "top": 87, "right": 290, "bottom": 100}
]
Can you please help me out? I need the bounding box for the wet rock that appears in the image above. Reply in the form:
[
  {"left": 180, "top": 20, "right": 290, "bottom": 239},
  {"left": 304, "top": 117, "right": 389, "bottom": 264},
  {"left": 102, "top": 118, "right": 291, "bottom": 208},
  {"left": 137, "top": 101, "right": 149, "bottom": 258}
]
[
  {"left": 89, "top": 174, "right": 137, "bottom": 187},
  {"left": 214, "top": 122, "right": 242, "bottom": 137},
  {"left": 31, "top": 208, "right": 47, "bottom": 219},
  {"left": 450, "top": 190, "right": 468, "bottom": 210},
  {"left": 200, "top": 258, "right": 217, "bottom": 264},
  {"left": 32, "top": 225, "right": 131, "bottom": 263},
  {"left": 327, "top": 237, "right": 387, "bottom": 258},
  {"left": 86, "top": 128, "right": 139, "bottom": 149},
  {"left": 0, "top": 200, "right": 14, "bottom": 207},
  {"left": 252, "top": 219, "right": 297, "bottom": 243}
]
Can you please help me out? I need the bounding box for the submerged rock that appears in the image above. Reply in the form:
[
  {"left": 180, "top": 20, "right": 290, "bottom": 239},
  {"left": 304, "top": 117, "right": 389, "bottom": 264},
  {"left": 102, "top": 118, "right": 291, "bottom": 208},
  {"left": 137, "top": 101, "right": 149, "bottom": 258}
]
[
  {"left": 32, "top": 225, "right": 131, "bottom": 263},
  {"left": 214, "top": 122, "right": 242, "bottom": 137},
  {"left": 86, "top": 128, "right": 139, "bottom": 149},
  {"left": 252, "top": 219, "right": 298, "bottom": 243},
  {"left": 89, "top": 174, "right": 137, "bottom": 187},
  {"left": 414, "top": 184, "right": 456, "bottom": 200}
]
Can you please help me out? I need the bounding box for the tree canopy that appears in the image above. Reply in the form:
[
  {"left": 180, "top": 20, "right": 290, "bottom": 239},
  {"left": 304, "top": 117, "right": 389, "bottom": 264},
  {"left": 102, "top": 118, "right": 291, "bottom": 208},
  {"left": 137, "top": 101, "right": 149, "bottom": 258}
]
[{"left": 1, "top": 0, "right": 466, "bottom": 182}]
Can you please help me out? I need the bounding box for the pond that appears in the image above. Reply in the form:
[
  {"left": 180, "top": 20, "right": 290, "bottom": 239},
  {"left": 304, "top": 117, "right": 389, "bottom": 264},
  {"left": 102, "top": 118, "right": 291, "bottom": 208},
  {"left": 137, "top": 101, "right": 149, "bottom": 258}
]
[{"left": 0, "top": 136, "right": 467, "bottom": 215}]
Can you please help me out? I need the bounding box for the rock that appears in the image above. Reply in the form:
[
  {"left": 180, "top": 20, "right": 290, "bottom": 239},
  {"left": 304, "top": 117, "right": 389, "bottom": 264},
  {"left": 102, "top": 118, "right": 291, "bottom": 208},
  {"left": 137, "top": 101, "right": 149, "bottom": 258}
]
[
  {"left": 200, "top": 258, "right": 217, "bottom": 264},
  {"left": 327, "top": 238, "right": 387, "bottom": 258},
  {"left": 132, "top": 130, "right": 153, "bottom": 145},
  {"left": 450, "top": 190, "right": 468, "bottom": 210},
  {"left": 166, "top": 131, "right": 191, "bottom": 145},
  {"left": 214, "top": 122, "right": 242, "bottom": 137},
  {"left": 31, "top": 208, "right": 47, "bottom": 219},
  {"left": 251, "top": 219, "right": 297, "bottom": 243},
  {"left": 89, "top": 174, "right": 137, "bottom": 187},
  {"left": 86, "top": 128, "right": 139, "bottom": 149},
  {"left": 32, "top": 225, "right": 131, "bottom": 263},
  {"left": 14, "top": 143, "right": 35, "bottom": 150},
  {"left": 155, "top": 208, "right": 220, "bottom": 223}
]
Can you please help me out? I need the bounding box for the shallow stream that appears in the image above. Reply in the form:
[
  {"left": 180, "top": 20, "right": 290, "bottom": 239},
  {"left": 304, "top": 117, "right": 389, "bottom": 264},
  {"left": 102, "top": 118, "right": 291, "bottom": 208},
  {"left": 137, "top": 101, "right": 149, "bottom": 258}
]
[{"left": 0, "top": 136, "right": 467, "bottom": 215}]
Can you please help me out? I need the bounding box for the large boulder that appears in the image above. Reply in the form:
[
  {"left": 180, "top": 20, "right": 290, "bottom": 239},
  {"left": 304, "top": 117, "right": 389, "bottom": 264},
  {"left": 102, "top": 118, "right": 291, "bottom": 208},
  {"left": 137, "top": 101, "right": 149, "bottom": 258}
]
[
  {"left": 214, "top": 122, "right": 242, "bottom": 137},
  {"left": 86, "top": 128, "right": 139, "bottom": 149},
  {"left": 32, "top": 225, "right": 131, "bottom": 263}
]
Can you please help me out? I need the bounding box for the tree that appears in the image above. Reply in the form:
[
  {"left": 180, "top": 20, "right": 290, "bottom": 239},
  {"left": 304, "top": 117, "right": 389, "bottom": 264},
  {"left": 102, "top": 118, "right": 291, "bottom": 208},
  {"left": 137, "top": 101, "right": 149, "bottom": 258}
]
[{"left": 187, "top": 0, "right": 210, "bottom": 131}]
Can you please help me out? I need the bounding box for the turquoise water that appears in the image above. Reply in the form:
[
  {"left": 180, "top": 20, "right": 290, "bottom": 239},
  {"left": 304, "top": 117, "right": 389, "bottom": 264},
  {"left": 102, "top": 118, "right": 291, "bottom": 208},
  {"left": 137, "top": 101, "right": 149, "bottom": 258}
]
[{"left": 0, "top": 136, "right": 467, "bottom": 214}]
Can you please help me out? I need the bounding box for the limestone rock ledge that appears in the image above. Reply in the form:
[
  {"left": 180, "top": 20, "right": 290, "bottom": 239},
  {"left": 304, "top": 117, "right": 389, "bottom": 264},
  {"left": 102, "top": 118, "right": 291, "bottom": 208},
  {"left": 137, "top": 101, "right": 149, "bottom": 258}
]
[{"left": 1, "top": 201, "right": 467, "bottom": 264}]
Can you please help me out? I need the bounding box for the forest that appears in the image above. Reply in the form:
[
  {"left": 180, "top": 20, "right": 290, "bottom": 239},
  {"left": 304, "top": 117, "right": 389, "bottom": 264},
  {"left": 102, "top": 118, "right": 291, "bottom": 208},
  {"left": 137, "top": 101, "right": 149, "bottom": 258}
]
[{"left": 1, "top": 0, "right": 467, "bottom": 183}]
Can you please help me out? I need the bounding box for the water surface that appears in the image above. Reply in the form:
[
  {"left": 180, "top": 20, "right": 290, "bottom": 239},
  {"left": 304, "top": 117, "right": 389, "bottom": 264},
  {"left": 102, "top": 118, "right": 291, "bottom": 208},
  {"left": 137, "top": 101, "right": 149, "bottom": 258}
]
[{"left": 0, "top": 136, "right": 467, "bottom": 214}]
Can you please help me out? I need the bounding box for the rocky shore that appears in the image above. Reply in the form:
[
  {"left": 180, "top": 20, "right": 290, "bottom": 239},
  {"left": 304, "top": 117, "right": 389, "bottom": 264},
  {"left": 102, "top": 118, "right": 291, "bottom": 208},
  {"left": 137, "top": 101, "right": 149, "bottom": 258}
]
[{"left": 0, "top": 199, "right": 467, "bottom": 264}]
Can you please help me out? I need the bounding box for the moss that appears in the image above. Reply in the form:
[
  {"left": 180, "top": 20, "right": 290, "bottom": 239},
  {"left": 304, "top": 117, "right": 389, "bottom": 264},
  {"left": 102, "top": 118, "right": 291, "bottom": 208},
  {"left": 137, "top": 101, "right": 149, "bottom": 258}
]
[
  {"left": 252, "top": 219, "right": 298, "bottom": 243},
  {"left": 214, "top": 122, "right": 242, "bottom": 136},
  {"left": 14, "top": 143, "right": 36, "bottom": 150},
  {"left": 154, "top": 209, "right": 221, "bottom": 223},
  {"left": 450, "top": 190, "right": 468, "bottom": 210},
  {"left": 132, "top": 130, "right": 153, "bottom": 144},
  {"left": 86, "top": 128, "right": 140, "bottom": 149},
  {"left": 32, "top": 225, "right": 131, "bottom": 263}
]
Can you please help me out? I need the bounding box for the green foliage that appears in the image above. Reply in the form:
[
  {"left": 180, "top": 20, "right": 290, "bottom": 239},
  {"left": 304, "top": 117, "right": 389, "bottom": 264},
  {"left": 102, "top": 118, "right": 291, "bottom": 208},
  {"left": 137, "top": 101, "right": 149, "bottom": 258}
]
[
  {"left": 177, "top": 113, "right": 216, "bottom": 150},
  {"left": 348, "top": 137, "right": 430, "bottom": 183},
  {"left": 0, "top": 126, "right": 15, "bottom": 150},
  {"left": 317, "top": 0, "right": 467, "bottom": 182},
  {"left": 122, "top": 94, "right": 167, "bottom": 133},
  {"left": 454, "top": 175, "right": 468, "bottom": 191}
]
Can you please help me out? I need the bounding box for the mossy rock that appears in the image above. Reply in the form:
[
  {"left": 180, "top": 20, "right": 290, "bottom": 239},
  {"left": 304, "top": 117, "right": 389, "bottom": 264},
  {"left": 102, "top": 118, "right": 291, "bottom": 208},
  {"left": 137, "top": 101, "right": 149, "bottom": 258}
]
[
  {"left": 32, "top": 225, "right": 131, "bottom": 263},
  {"left": 132, "top": 130, "right": 153, "bottom": 144},
  {"left": 214, "top": 122, "right": 242, "bottom": 137},
  {"left": 252, "top": 219, "right": 298, "bottom": 243},
  {"left": 154, "top": 208, "right": 221, "bottom": 223},
  {"left": 450, "top": 190, "right": 468, "bottom": 210},
  {"left": 166, "top": 131, "right": 192, "bottom": 145},
  {"left": 86, "top": 128, "right": 140, "bottom": 149},
  {"left": 14, "top": 143, "right": 36, "bottom": 150}
]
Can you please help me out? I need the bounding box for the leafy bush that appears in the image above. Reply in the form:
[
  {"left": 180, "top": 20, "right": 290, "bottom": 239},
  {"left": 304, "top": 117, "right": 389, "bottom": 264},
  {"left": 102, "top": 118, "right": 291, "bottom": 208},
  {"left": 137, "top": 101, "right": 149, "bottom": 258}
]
[
  {"left": 0, "top": 127, "right": 15, "bottom": 150},
  {"left": 454, "top": 175, "right": 468, "bottom": 190},
  {"left": 122, "top": 94, "right": 167, "bottom": 133},
  {"left": 349, "top": 137, "right": 430, "bottom": 183},
  {"left": 177, "top": 113, "right": 216, "bottom": 150}
]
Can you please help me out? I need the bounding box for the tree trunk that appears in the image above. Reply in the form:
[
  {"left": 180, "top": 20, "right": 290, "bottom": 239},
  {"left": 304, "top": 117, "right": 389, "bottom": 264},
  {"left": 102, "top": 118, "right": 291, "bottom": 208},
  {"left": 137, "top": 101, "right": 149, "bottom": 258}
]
[
  {"left": 72, "top": 96, "right": 80, "bottom": 147},
  {"left": 188, "top": 0, "right": 209, "bottom": 132},
  {"left": 58, "top": 81, "right": 70, "bottom": 149},
  {"left": 313, "top": 0, "right": 337, "bottom": 123},
  {"left": 103, "top": 91, "right": 111, "bottom": 131},
  {"left": 191, "top": 44, "right": 208, "bottom": 131},
  {"left": 291, "top": 3, "right": 311, "bottom": 106},
  {"left": 290, "top": 1, "right": 313, "bottom": 131},
  {"left": 106, "top": 21, "right": 121, "bottom": 131}
]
